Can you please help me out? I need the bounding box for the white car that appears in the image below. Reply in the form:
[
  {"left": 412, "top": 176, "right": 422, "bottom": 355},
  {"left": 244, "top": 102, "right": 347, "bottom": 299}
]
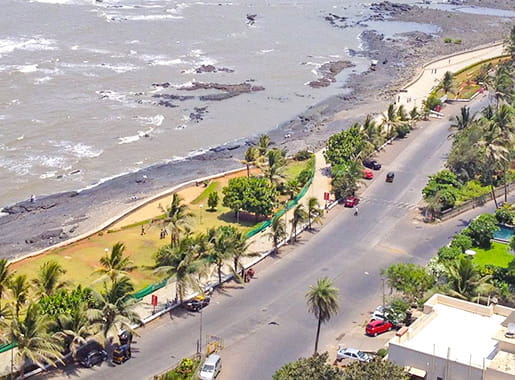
[
  {"left": 336, "top": 347, "right": 372, "bottom": 362},
  {"left": 371, "top": 305, "right": 390, "bottom": 321}
]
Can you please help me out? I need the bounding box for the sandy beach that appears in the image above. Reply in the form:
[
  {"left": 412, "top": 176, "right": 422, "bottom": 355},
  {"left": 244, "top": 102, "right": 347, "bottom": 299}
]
[{"left": 1, "top": 0, "right": 513, "bottom": 260}]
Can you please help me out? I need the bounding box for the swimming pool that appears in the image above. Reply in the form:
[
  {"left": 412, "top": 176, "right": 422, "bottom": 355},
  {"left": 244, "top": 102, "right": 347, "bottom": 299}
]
[{"left": 494, "top": 225, "right": 514, "bottom": 242}]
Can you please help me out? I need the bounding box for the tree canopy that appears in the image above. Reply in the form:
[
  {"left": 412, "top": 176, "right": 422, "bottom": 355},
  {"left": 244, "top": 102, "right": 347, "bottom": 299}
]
[
  {"left": 222, "top": 176, "right": 278, "bottom": 217},
  {"left": 324, "top": 125, "right": 367, "bottom": 166},
  {"left": 273, "top": 352, "right": 343, "bottom": 380}
]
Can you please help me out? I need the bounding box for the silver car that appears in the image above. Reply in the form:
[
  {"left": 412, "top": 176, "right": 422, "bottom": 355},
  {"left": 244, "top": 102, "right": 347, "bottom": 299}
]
[{"left": 336, "top": 347, "right": 372, "bottom": 362}]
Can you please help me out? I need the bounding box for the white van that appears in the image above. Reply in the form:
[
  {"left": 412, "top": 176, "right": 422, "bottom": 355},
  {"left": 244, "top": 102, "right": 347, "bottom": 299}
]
[{"left": 199, "top": 354, "right": 222, "bottom": 380}]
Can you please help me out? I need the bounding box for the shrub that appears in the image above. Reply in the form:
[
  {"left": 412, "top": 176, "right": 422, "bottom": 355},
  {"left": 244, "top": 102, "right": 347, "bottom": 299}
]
[
  {"left": 495, "top": 203, "right": 514, "bottom": 225},
  {"left": 395, "top": 123, "right": 411, "bottom": 138},
  {"left": 453, "top": 39, "right": 462, "bottom": 44},
  {"left": 449, "top": 233, "right": 473, "bottom": 253},
  {"left": 438, "top": 246, "right": 462, "bottom": 261},
  {"left": 423, "top": 170, "right": 461, "bottom": 199},
  {"left": 455, "top": 180, "right": 490, "bottom": 203},
  {"left": 424, "top": 95, "right": 442, "bottom": 111},
  {"left": 293, "top": 150, "right": 312, "bottom": 161},
  {"left": 377, "top": 348, "right": 388, "bottom": 358},
  {"left": 207, "top": 191, "right": 219, "bottom": 211},
  {"left": 437, "top": 188, "right": 457, "bottom": 210},
  {"left": 463, "top": 213, "right": 500, "bottom": 248},
  {"left": 297, "top": 168, "right": 313, "bottom": 187},
  {"left": 444, "top": 38, "right": 452, "bottom": 43}
]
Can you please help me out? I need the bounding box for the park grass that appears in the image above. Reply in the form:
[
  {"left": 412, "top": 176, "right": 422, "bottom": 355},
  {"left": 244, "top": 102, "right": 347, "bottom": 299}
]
[
  {"left": 10, "top": 158, "right": 312, "bottom": 292},
  {"left": 283, "top": 160, "right": 308, "bottom": 181},
  {"left": 472, "top": 242, "right": 514, "bottom": 268}
]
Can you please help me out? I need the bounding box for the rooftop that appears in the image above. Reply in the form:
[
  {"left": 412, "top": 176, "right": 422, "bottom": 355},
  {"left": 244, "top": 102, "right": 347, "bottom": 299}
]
[{"left": 402, "top": 302, "right": 503, "bottom": 367}]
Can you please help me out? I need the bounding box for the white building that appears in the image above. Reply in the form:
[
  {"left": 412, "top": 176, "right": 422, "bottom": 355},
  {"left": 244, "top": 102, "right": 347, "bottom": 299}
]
[{"left": 387, "top": 294, "right": 515, "bottom": 380}]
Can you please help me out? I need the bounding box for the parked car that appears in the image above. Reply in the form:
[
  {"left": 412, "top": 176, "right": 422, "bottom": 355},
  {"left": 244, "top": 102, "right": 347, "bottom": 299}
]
[
  {"left": 363, "top": 169, "right": 374, "bottom": 179},
  {"left": 199, "top": 353, "right": 222, "bottom": 380},
  {"left": 79, "top": 349, "right": 107, "bottom": 368},
  {"left": 112, "top": 343, "right": 131, "bottom": 365},
  {"left": 386, "top": 172, "right": 395, "bottom": 182},
  {"left": 371, "top": 305, "right": 390, "bottom": 321},
  {"left": 342, "top": 196, "right": 360, "bottom": 208},
  {"left": 336, "top": 347, "right": 372, "bottom": 362},
  {"left": 184, "top": 295, "right": 211, "bottom": 312},
  {"left": 366, "top": 319, "right": 393, "bottom": 336},
  {"left": 363, "top": 159, "right": 381, "bottom": 170}
]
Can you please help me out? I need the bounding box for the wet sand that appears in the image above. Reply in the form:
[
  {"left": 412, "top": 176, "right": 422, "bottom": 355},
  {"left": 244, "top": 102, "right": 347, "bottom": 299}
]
[{"left": 1, "top": 1, "right": 513, "bottom": 260}]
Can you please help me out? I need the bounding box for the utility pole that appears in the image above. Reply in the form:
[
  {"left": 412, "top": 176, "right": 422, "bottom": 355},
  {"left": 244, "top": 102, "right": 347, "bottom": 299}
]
[
  {"left": 199, "top": 306, "right": 204, "bottom": 355},
  {"left": 382, "top": 278, "right": 386, "bottom": 308}
]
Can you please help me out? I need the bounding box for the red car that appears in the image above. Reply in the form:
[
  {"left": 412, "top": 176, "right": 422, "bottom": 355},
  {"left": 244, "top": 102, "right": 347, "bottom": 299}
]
[
  {"left": 343, "top": 196, "right": 359, "bottom": 208},
  {"left": 363, "top": 169, "right": 374, "bottom": 179},
  {"left": 366, "top": 319, "right": 393, "bottom": 336}
]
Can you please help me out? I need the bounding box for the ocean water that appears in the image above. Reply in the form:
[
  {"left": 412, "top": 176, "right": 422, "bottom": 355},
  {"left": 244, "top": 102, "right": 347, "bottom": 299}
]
[{"left": 0, "top": 0, "right": 432, "bottom": 207}]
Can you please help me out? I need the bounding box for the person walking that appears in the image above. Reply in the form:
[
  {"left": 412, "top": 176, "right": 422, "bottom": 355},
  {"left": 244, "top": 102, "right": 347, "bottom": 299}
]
[{"left": 354, "top": 206, "right": 359, "bottom": 216}]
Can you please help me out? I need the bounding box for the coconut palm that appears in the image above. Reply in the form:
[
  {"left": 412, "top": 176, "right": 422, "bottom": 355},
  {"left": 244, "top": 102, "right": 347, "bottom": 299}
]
[
  {"left": 268, "top": 215, "right": 287, "bottom": 254},
  {"left": 476, "top": 121, "right": 510, "bottom": 208},
  {"left": 263, "top": 148, "right": 287, "bottom": 187},
  {"left": 361, "top": 117, "right": 384, "bottom": 153},
  {"left": 0, "top": 258, "right": 12, "bottom": 308},
  {"left": 7, "top": 303, "right": 63, "bottom": 378},
  {"left": 154, "top": 240, "right": 200, "bottom": 303},
  {"left": 89, "top": 276, "right": 141, "bottom": 340},
  {"left": 307, "top": 197, "right": 323, "bottom": 230},
  {"left": 162, "top": 193, "right": 193, "bottom": 247},
  {"left": 290, "top": 204, "right": 308, "bottom": 243},
  {"left": 381, "top": 104, "right": 401, "bottom": 138},
  {"left": 56, "top": 302, "right": 96, "bottom": 360},
  {"left": 242, "top": 146, "right": 259, "bottom": 177},
  {"left": 445, "top": 257, "right": 491, "bottom": 300},
  {"left": 442, "top": 71, "right": 454, "bottom": 95},
  {"left": 306, "top": 277, "right": 339, "bottom": 354},
  {"left": 95, "top": 242, "right": 133, "bottom": 282},
  {"left": 257, "top": 134, "right": 271, "bottom": 156},
  {"left": 8, "top": 274, "right": 29, "bottom": 318},
  {"left": 32, "top": 261, "right": 69, "bottom": 298},
  {"left": 451, "top": 107, "right": 474, "bottom": 131},
  {"left": 492, "top": 65, "right": 513, "bottom": 106},
  {"left": 228, "top": 231, "right": 258, "bottom": 280}
]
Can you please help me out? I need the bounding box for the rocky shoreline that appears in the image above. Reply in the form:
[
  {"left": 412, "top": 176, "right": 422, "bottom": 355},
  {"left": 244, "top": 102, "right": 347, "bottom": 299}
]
[{"left": 0, "top": 1, "right": 513, "bottom": 259}]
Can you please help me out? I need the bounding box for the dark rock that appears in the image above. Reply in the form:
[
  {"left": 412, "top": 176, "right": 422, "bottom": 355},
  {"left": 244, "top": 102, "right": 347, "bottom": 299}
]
[
  {"left": 199, "top": 93, "right": 240, "bottom": 101},
  {"left": 308, "top": 60, "right": 355, "bottom": 88},
  {"left": 152, "top": 82, "right": 171, "bottom": 88}
]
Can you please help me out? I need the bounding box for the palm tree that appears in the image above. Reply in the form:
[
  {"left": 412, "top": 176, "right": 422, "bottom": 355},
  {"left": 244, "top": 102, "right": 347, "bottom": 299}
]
[
  {"left": 360, "top": 118, "right": 384, "bottom": 153},
  {"left": 493, "top": 104, "right": 514, "bottom": 201},
  {"left": 154, "top": 240, "right": 200, "bottom": 303},
  {"left": 242, "top": 146, "right": 259, "bottom": 177},
  {"left": 424, "top": 195, "right": 443, "bottom": 221},
  {"left": 7, "top": 303, "right": 63, "bottom": 378},
  {"left": 32, "top": 261, "right": 69, "bottom": 298},
  {"left": 306, "top": 277, "right": 339, "bottom": 354},
  {"left": 89, "top": 276, "right": 141, "bottom": 340},
  {"left": 228, "top": 231, "right": 258, "bottom": 280},
  {"left": 331, "top": 160, "right": 362, "bottom": 199},
  {"left": 492, "top": 65, "right": 513, "bottom": 106},
  {"left": 0, "top": 258, "right": 12, "bottom": 308},
  {"left": 451, "top": 106, "right": 474, "bottom": 131},
  {"left": 162, "top": 193, "right": 193, "bottom": 247},
  {"left": 268, "top": 216, "right": 287, "bottom": 254},
  {"left": 290, "top": 204, "right": 308, "bottom": 243},
  {"left": 445, "top": 257, "right": 491, "bottom": 300},
  {"left": 307, "top": 197, "right": 323, "bottom": 230},
  {"left": 95, "top": 242, "right": 133, "bottom": 282},
  {"left": 442, "top": 71, "right": 454, "bottom": 95},
  {"left": 257, "top": 134, "right": 271, "bottom": 156},
  {"left": 56, "top": 302, "right": 96, "bottom": 360},
  {"left": 8, "top": 274, "right": 29, "bottom": 318},
  {"left": 476, "top": 121, "right": 509, "bottom": 208},
  {"left": 263, "top": 149, "right": 287, "bottom": 187},
  {"left": 381, "top": 104, "right": 400, "bottom": 138}
]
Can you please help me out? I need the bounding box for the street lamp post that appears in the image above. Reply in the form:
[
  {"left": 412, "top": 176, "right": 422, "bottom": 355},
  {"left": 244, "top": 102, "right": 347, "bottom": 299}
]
[
  {"left": 199, "top": 306, "right": 203, "bottom": 356},
  {"left": 382, "top": 278, "right": 386, "bottom": 309}
]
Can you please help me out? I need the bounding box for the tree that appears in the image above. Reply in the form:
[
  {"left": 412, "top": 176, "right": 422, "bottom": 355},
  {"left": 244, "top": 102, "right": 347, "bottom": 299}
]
[
  {"left": 449, "top": 106, "right": 474, "bottom": 136},
  {"left": 284, "top": 179, "right": 301, "bottom": 200},
  {"left": 268, "top": 216, "right": 287, "bottom": 254},
  {"left": 273, "top": 352, "right": 343, "bottom": 380},
  {"left": 207, "top": 226, "right": 234, "bottom": 284},
  {"left": 381, "top": 104, "right": 401, "bottom": 138},
  {"left": 495, "top": 203, "right": 514, "bottom": 225},
  {"left": 325, "top": 125, "right": 367, "bottom": 166},
  {"left": 361, "top": 116, "right": 384, "bottom": 153},
  {"left": 290, "top": 204, "right": 308, "bottom": 243},
  {"left": 462, "top": 213, "right": 499, "bottom": 248},
  {"left": 227, "top": 230, "right": 258, "bottom": 280},
  {"left": 506, "top": 24, "right": 515, "bottom": 60},
  {"left": 442, "top": 71, "right": 454, "bottom": 95},
  {"left": 0, "top": 258, "right": 12, "bottom": 309},
  {"left": 154, "top": 240, "right": 200, "bottom": 303},
  {"left": 95, "top": 242, "right": 133, "bottom": 282},
  {"left": 242, "top": 146, "right": 259, "bottom": 177},
  {"left": 207, "top": 191, "right": 219, "bottom": 211},
  {"left": 422, "top": 170, "right": 461, "bottom": 200},
  {"left": 445, "top": 256, "right": 491, "bottom": 300},
  {"left": 6, "top": 303, "right": 63, "bottom": 378},
  {"left": 162, "top": 193, "right": 193, "bottom": 247},
  {"left": 89, "top": 276, "right": 141, "bottom": 340},
  {"left": 56, "top": 301, "right": 96, "bottom": 360},
  {"left": 331, "top": 160, "right": 362, "bottom": 199},
  {"left": 381, "top": 263, "right": 435, "bottom": 304},
  {"left": 306, "top": 277, "right": 339, "bottom": 354},
  {"left": 264, "top": 148, "right": 287, "bottom": 187},
  {"left": 258, "top": 134, "right": 271, "bottom": 155},
  {"left": 32, "top": 260, "right": 69, "bottom": 298},
  {"left": 449, "top": 233, "right": 473, "bottom": 253},
  {"left": 8, "top": 274, "right": 29, "bottom": 318},
  {"left": 343, "top": 357, "right": 409, "bottom": 380},
  {"left": 222, "top": 176, "right": 278, "bottom": 219},
  {"left": 307, "top": 197, "right": 323, "bottom": 230}
]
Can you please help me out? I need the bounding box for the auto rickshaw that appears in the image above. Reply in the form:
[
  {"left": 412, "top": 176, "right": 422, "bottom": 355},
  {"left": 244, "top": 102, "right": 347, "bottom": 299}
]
[{"left": 112, "top": 343, "right": 131, "bottom": 364}]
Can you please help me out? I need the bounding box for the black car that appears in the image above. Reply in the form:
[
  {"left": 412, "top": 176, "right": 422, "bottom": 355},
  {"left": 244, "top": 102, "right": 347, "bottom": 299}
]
[
  {"left": 363, "top": 159, "right": 381, "bottom": 170},
  {"left": 184, "top": 296, "right": 211, "bottom": 312},
  {"left": 386, "top": 172, "right": 395, "bottom": 182},
  {"left": 79, "top": 349, "right": 107, "bottom": 368}
]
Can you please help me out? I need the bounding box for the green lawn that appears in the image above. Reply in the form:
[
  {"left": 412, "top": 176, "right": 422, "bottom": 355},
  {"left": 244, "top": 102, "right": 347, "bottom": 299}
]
[
  {"left": 472, "top": 242, "right": 514, "bottom": 268},
  {"left": 283, "top": 160, "right": 309, "bottom": 181}
]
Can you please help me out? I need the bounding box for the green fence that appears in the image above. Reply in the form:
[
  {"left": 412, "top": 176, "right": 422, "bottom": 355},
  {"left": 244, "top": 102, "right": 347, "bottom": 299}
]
[
  {"left": 0, "top": 342, "right": 16, "bottom": 354},
  {"left": 131, "top": 164, "right": 316, "bottom": 300}
]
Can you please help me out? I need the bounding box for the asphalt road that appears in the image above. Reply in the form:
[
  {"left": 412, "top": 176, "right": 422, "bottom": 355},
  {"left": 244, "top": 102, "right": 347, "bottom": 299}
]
[{"left": 38, "top": 96, "right": 507, "bottom": 380}]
